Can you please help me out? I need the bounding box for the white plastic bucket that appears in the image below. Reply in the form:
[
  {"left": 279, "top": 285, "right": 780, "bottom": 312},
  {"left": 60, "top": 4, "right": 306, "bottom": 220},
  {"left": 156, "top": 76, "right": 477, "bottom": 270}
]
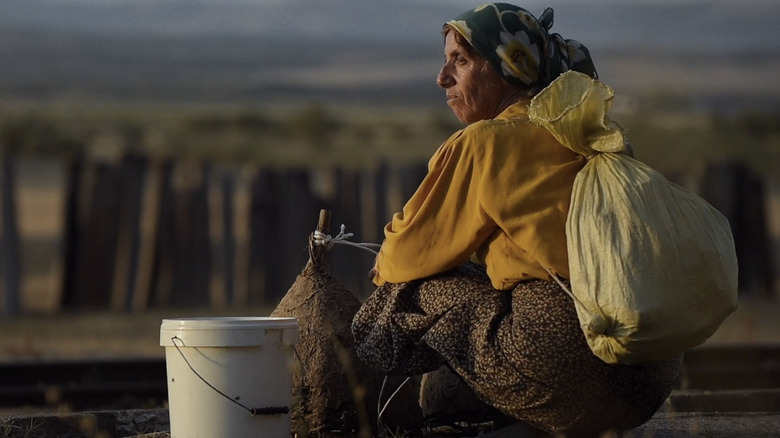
[{"left": 160, "top": 317, "right": 299, "bottom": 438}]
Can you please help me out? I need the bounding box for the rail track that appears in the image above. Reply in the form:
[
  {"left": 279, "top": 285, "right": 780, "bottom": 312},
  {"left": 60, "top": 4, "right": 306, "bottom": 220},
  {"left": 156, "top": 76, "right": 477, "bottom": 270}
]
[
  {"left": 0, "top": 358, "right": 167, "bottom": 412},
  {"left": 0, "top": 345, "right": 778, "bottom": 413}
]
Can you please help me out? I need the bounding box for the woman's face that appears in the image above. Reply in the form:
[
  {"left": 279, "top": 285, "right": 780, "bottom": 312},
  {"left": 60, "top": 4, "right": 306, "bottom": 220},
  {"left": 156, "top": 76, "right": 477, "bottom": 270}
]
[{"left": 437, "top": 31, "right": 509, "bottom": 124}]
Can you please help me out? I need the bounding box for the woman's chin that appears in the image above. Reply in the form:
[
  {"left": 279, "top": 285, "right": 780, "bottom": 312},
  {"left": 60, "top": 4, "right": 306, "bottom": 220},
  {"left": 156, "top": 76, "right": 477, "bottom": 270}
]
[{"left": 450, "top": 108, "right": 471, "bottom": 124}]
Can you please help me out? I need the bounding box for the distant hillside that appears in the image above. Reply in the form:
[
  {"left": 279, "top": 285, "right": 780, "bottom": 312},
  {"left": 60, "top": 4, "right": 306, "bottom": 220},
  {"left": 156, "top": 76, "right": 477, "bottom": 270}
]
[{"left": 1, "top": 0, "right": 779, "bottom": 108}]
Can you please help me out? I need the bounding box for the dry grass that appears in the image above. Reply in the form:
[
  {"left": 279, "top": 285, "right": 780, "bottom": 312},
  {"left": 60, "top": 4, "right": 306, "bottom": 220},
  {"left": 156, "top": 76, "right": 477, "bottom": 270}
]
[{"left": 0, "top": 307, "right": 272, "bottom": 362}]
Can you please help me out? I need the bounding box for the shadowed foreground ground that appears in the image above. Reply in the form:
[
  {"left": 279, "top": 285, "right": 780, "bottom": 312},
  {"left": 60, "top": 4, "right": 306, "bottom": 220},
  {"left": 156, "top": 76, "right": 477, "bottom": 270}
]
[
  {"left": 0, "top": 298, "right": 777, "bottom": 436},
  {"left": 0, "top": 409, "right": 778, "bottom": 437}
]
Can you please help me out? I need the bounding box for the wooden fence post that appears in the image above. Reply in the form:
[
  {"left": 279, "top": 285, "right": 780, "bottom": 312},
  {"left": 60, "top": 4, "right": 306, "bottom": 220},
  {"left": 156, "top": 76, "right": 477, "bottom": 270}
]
[
  {"left": 247, "top": 169, "right": 276, "bottom": 306},
  {"left": 329, "top": 168, "right": 362, "bottom": 296},
  {"left": 0, "top": 154, "right": 21, "bottom": 316},
  {"left": 699, "top": 161, "right": 774, "bottom": 297},
  {"left": 247, "top": 168, "right": 325, "bottom": 306},
  {"left": 271, "top": 169, "right": 321, "bottom": 303},
  {"left": 60, "top": 155, "right": 83, "bottom": 309},
  {"left": 148, "top": 160, "right": 176, "bottom": 307},
  {"left": 67, "top": 160, "right": 122, "bottom": 309},
  {"left": 220, "top": 172, "right": 236, "bottom": 306},
  {"left": 110, "top": 152, "right": 148, "bottom": 311},
  {"left": 131, "top": 159, "right": 166, "bottom": 311},
  {"left": 170, "top": 162, "right": 212, "bottom": 308},
  {"left": 231, "top": 169, "right": 251, "bottom": 309},
  {"left": 364, "top": 162, "right": 388, "bottom": 245}
]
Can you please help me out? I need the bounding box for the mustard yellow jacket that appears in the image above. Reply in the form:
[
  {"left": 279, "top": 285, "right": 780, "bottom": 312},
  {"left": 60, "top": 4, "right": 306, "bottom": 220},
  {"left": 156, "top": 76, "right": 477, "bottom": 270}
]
[{"left": 373, "top": 100, "right": 585, "bottom": 290}]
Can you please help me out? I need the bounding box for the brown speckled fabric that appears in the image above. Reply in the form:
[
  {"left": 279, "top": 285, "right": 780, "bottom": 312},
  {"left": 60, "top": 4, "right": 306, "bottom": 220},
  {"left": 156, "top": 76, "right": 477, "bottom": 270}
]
[{"left": 352, "top": 263, "right": 682, "bottom": 436}]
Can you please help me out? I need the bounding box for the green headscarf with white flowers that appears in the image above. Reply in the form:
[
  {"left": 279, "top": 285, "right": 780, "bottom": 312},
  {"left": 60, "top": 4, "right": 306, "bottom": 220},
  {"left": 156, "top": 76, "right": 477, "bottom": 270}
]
[{"left": 446, "top": 3, "right": 597, "bottom": 89}]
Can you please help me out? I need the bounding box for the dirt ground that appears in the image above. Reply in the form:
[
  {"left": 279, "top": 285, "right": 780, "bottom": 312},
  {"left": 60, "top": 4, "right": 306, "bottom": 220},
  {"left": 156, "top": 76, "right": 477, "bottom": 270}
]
[
  {"left": 0, "top": 307, "right": 271, "bottom": 361},
  {"left": 0, "top": 297, "right": 778, "bottom": 362}
]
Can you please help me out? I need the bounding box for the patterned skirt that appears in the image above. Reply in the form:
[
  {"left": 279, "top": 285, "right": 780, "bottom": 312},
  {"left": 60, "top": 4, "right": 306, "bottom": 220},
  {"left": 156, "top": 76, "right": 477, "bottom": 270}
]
[{"left": 352, "top": 263, "right": 682, "bottom": 436}]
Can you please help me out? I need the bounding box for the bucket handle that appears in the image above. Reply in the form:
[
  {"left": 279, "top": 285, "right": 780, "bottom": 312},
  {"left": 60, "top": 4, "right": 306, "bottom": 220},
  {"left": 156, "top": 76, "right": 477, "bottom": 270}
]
[{"left": 170, "top": 336, "right": 289, "bottom": 416}]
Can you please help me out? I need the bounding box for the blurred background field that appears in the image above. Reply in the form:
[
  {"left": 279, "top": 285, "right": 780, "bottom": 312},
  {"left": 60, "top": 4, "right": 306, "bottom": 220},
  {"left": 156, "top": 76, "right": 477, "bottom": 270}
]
[{"left": 0, "top": 0, "right": 779, "bottom": 359}]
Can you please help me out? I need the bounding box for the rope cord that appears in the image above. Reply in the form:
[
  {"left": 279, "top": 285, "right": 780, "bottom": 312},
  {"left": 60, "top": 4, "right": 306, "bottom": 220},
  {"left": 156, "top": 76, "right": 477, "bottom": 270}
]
[
  {"left": 377, "top": 375, "right": 412, "bottom": 421},
  {"left": 170, "top": 336, "right": 289, "bottom": 416},
  {"left": 313, "top": 224, "right": 381, "bottom": 255},
  {"left": 541, "top": 265, "right": 612, "bottom": 331},
  {"left": 541, "top": 265, "right": 577, "bottom": 304},
  {"left": 313, "top": 222, "right": 412, "bottom": 424}
]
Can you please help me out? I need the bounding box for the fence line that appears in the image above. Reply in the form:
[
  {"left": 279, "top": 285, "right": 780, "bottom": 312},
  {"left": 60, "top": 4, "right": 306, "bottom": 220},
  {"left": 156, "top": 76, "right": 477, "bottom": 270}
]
[
  {"left": 0, "top": 153, "right": 776, "bottom": 315},
  {"left": 0, "top": 153, "right": 428, "bottom": 314},
  {"left": 0, "top": 156, "right": 21, "bottom": 316}
]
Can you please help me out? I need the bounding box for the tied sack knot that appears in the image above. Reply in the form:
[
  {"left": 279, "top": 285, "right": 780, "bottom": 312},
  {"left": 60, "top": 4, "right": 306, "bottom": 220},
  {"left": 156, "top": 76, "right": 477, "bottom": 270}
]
[{"left": 528, "top": 70, "right": 625, "bottom": 158}]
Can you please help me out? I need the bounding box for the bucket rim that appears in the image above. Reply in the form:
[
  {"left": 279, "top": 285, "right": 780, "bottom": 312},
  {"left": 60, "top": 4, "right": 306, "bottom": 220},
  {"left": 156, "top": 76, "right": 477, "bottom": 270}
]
[
  {"left": 160, "top": 317, "right": 298, "bottom": 347},
  {"left": 161, "top": 316, "right": 298, "bottom": 331}
]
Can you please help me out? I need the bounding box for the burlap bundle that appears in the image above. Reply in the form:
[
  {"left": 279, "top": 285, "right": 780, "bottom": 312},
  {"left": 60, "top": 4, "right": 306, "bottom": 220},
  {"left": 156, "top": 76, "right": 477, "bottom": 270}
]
[{"left": 271, "top": 212, "right": 422, "bottom": 437}]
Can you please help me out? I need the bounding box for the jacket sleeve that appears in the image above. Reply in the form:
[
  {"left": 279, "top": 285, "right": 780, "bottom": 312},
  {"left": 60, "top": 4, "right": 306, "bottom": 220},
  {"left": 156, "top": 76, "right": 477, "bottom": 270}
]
[{"left": 372, "top": 130, "right": 496, "bottom": 285}]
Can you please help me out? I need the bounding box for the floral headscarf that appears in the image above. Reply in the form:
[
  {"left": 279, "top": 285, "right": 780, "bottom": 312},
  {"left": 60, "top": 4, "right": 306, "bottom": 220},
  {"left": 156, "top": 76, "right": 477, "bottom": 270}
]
[{"left": 446, "top": 3, "right": 597, "bottom": 89}]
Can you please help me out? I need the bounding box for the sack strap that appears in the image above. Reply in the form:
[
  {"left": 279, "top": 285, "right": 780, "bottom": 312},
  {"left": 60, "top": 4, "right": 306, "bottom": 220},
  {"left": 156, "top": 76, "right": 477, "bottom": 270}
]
[{"left": 541, "top": 265, "right": 613, "bottom": 335}]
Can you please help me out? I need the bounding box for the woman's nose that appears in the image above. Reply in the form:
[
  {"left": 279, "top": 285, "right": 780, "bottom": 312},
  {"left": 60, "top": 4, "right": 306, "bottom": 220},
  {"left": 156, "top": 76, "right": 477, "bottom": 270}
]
[{"left": 437, "top": 65, "right": 453, "bottom": 88}]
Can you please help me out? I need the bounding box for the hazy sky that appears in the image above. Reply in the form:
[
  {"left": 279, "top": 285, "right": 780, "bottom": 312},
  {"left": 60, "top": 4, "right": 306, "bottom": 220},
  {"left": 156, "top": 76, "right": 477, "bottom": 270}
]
[
  {"left": 2, "top": 0, "right": 779, "bottom": 100},
  {"left": 4, "top": 0, "right": 779, "bottom": 54}
]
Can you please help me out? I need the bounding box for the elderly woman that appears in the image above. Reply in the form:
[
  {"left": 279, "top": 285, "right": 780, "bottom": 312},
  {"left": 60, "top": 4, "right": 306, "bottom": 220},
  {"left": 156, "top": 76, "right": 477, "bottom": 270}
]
[{"left": 352, "top": 3, "right": 681, "bottom": 437}]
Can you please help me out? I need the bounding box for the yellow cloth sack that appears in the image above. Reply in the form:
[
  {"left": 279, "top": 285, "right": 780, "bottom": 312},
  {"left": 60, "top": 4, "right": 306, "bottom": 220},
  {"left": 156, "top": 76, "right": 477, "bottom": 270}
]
[{"left": 529, "top": 71, "right": 739, "bottom": 364}]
